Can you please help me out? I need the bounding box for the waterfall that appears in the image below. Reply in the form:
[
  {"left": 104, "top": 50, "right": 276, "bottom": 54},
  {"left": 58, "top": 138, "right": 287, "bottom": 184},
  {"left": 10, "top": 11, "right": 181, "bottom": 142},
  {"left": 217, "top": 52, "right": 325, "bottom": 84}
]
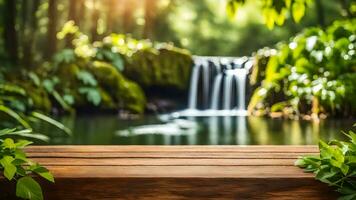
[
  {"left": 223, "top": 73, "right": 233, "bottom": 110},
  {"left": 202, "top": 63, "right": 210, "bottom": 107},
  {"left": 186, "top": 56, "right": 252, "bottom": 115},
  {"left": 235, "top": 68, "right": 247, "bottom": 110},
  {"left": 211, "top": 74, "right": 222, "bottom": 109},
  {"left": 188, "top": 63, "right": 201, "bottom": 109}
]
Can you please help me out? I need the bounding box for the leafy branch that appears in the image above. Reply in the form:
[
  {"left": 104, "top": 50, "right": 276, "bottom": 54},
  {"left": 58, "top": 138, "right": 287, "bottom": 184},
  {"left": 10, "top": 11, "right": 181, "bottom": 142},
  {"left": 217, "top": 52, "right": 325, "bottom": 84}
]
[
  {"left": 226, "top": 0, "right": 355, "bottom": 29},
  {"left": 0, "top": 128, "right": 54, "bottom": 200},
  {"left": 296, "top": 127, "right": 356, "bottom": 200}
]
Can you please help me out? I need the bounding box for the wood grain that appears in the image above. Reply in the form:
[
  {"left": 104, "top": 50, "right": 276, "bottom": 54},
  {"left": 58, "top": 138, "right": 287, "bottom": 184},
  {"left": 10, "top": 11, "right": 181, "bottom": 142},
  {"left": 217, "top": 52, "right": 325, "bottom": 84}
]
[{"left": 1, "top": 145, "right": 337, "bottom": 200}]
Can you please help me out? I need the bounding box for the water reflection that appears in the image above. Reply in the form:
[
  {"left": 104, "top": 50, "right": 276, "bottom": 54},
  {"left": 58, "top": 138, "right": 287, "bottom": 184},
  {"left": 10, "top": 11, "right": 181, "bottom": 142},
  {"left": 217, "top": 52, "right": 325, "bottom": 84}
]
[
  {"left": 208, "top": 116, "right": 219, "bottom": 144},
  {"left": 237, "top": 116, "right": 248, "bottom": 145},
  {"left": 35, "top": 114, "right": 353, "bottom": 145}
]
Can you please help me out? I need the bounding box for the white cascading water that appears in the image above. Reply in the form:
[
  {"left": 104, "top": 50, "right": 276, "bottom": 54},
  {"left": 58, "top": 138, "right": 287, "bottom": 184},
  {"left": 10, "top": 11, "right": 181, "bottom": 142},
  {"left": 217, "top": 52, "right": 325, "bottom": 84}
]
[
  {"left": 180, "top": 56, "right": 251, "bottom": 117},
  {"left": 188, "top": 63, "right": 201, "bottom": 109},
  {"left": 235, "top": 68, "right": 247, "bottom": 110},
  {"left": 211, "top": 74, "right": 223, "bottom": 110},
  {"left": 223, "top": 73, "right": 233, "bottom": 110},
  {"left": 202, "top": 63, "right": 210, "bottom": 107}
]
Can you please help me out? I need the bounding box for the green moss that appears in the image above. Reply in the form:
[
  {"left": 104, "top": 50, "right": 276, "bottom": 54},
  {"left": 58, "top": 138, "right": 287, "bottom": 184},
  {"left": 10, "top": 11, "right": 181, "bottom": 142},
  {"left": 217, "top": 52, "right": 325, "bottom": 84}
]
[
  {"left": 98, "top": 88, "right": 116, "bottom": 110},
  {"left": 90, "top": 61, "right": 146, "bottom": 113},
  {"left": 123, "top": 45, "right": 193, "bottom": 91}
]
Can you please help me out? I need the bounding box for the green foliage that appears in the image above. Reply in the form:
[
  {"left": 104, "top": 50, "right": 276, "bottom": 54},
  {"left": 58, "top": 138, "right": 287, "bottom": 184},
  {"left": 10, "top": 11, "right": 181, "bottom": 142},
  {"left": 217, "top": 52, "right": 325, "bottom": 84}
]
[
  {"left": 42, "top": 76, "right": 74, "bottom": 112},
  {"left": 31, "top": 112, "right": 71, "bottom": 136},
  {"left": 16, "top": 177, "right": 44, "bottom": 200},
  {"left": 0, "top": 81, "right": 71, "bottom": 136},
  {"left": 52, "top": 21, "right": 193, "bottom": 113},
  {"left": 0, "top": 128, "right": 54, "bottom": 200},
  {"left": 96, "top": 48, "right": 124, "bottom": 71},
  {"left": 248, "top": 20, "right": 356, "bottom": 118},
  {"left": 296, "top": 128, "right": 356, "bottom": 199},
  {"left": 78, "top": 87, "right": 102, "bottom": 106},
  {"left": 227, "top": 0, "right": 312, "bottom": 29}
]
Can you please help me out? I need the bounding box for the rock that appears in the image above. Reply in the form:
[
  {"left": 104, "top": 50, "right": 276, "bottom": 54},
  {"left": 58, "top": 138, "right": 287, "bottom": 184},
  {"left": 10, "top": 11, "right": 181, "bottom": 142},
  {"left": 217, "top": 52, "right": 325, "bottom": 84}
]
[
  {"left": 123, "top": 45, "right": 193, "bottom": 91},
  {"left": 146, "top": 98, "right": 179, "bottom": 113},
  {"left": 89, "top": 61, "right": 146, "bottom": 114}
]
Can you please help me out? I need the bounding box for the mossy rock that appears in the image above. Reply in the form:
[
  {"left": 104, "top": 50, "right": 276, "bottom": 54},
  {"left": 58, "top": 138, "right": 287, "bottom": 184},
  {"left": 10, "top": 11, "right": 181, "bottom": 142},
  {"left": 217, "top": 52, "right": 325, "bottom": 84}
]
[
  {"left": 90, "top": 61, "right": 146, "bottom": 114},
  {"left": 123, "top": 46, "right": 193, "bottom": 91}
]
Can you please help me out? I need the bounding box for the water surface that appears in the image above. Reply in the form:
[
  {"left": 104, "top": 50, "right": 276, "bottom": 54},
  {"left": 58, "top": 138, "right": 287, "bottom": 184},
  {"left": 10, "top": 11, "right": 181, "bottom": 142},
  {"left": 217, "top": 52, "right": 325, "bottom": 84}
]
[{"left": 35, "top": 114, "right": 354, "bottom": 145}]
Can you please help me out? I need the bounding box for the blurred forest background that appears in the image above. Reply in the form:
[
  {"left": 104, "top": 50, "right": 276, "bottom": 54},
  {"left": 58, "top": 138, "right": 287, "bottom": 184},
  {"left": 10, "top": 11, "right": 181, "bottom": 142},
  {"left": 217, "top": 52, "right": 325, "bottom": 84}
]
[{"left": 0, "top": 0, "right": 348, "bottom": 67}]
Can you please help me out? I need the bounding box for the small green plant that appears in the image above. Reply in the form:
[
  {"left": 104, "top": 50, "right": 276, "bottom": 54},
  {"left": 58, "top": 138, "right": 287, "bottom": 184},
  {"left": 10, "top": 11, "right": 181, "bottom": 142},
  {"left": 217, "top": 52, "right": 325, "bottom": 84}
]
[
  {"left": 0, "top": 128, "right": 54, "bottom": 200},
  {"left": 295, "top": 128, "right": 356, "bottom": 200}
]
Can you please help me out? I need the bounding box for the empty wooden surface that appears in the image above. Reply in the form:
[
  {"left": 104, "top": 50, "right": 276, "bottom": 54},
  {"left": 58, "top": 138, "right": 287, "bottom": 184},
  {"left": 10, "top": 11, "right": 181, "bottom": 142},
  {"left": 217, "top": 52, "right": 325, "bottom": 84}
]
[{"left": 0, "top": 146, "right": 338, "bottom": 200}]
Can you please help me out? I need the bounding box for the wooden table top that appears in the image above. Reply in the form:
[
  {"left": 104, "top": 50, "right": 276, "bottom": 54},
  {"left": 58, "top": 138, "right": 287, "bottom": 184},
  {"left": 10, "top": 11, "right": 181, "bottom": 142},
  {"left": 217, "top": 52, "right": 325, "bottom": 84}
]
[
  {"left": 24, "top": 145, "right": 320, "bottom": 179},
  {"left": 1, "top": 145, "right": 338, "bottom": 199}
]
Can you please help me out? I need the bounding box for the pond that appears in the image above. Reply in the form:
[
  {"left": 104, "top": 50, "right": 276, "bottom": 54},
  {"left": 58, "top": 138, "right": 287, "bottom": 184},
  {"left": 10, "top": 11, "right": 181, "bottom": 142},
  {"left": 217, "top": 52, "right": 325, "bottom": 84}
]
[{"left": 35, "top": 114, "right": 354, "bottom": 145}]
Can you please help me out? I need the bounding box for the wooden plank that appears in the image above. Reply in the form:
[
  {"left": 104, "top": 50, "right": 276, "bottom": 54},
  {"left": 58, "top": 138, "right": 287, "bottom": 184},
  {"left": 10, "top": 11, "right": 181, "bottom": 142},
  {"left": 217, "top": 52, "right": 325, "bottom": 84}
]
[
  {"left": 26, "top": 145, "right": 319, "bottom": 153},
  {"left": 0, "top": 178, "right": 338, "bottom": 200},
  {"left": 43, "top": 165, "right": 313, "bottom": 178},
  {"left": 31, "top": 158, "right": 298, "bottom": 166},
  {"left": 1, "top": 145, "right": 336, "bottom": 200},
  {"left": 26, "top": 152, "right": 313, "bottom": 159}
]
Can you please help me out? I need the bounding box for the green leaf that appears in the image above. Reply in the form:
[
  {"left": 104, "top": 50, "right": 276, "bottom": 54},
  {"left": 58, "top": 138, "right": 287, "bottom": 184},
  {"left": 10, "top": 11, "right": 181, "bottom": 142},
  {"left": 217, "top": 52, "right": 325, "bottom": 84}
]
[
  {"left": 0, "top": 128, "right": 17, "bottom": 136},
  {"left": 346, "top": 156, "right": 356, "bottom": 164},
  {"left": 4, "top": 131, "right": 50, "bottom": 142},
  {"left": 63, "top": 94, "right": 75, "bottom": 105},
  {"left": 344, "top": 131, "right": 356, "bottom": 144},
  {"left": 0, "top": 105, "right": 31, "bottom": 129},
  {"left": 15, "top": 140, "right": 33, "bottom": 148},
  {"left": 76, "top": 70, "right": 97, "bottom": 86},
  {"left": 30, "top": 165, "right": 54, "bottom": 183},
  {"left": 31, "top": 112, "right": 72, "bottom": 136},
  {"left": 315, "top": 169, "right": 337, "bottom": 182},
  {"left": 112, "top": 55, "right": 124, "bottom": 71},
  {"left": 14, "top": 149, "right": 28, "bottom": 160},
  {"left": 340, "top": 164, "right": 349, "bottom": 176},
  {"left": 2, "top": 138, "right": 16, "bottom": 149},
  {"left": 0, "top": 129, "right": 31, "bottom": 137},
  {"left": 42, "top": 79, "right": 55, "bottom": 93},
  {"left": 0, "top": 156, "right": 17, "bottom": 180},
  {"left": 226, "top": 1, "right": 239, "bottom": 18},
  {"left": 16, "top": 176, "right": 43, "bottom": 200},
  {"left": 16, "top": 166, "right": 27, "bottom": 176},
  {"left": 12, "top": 158, "right": 28, "bottom": 166},
  {"left": 338, "top": 194, "right": 356, "bottom": 200},
  {"left": 292, "top": 1, "right": 305, "bottom": 23},
  {"left": 78, "top": 87, "right": 102, "bottom": 106},
  {"left": 28, "top": 72, "right": 40, "bottom": 86},
  {"left": 52, "top": 91, "right": 73, "bottom": 112},
  {"left": 54, "top": 49, "right": 76, "bottom": 65}
]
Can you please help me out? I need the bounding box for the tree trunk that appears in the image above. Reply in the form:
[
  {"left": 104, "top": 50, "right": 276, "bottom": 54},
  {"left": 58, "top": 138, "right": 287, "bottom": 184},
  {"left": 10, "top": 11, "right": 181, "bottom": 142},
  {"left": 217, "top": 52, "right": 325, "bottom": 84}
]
[
  {"left": 68, "top": 0, "right": 79, "bottom": 23},
  {"left": 91, "top": 0, "right": 100, "bottom": 41},
  {"left": 46, "top": 0, "right": 58, "bottom": 60},
  {"left": 143, "top": 0, "right": 157, "bottom": 39},
  {"left": 106, "top": 0, "right": 119, "bottom": 33},
  {"left": 3, "top": 0, "right": 18, "bottom": 63},
  {"left": 23, "top": 0, "right": 40, "bottom": 67},
  {"left": 77, "top": 0, "right": 86, "bottom": 28},
  {"left": 20, "top": 0, "right": 28, "bottom": 41},
  {"left": 315, "top": 0, "right": 325, "bottom": 28},
  {"left": 122, "top": 0, "right": 134, "bottom": 34},
  {"left": 66, "top": 0, "right": 79, "bottom": 47}
]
